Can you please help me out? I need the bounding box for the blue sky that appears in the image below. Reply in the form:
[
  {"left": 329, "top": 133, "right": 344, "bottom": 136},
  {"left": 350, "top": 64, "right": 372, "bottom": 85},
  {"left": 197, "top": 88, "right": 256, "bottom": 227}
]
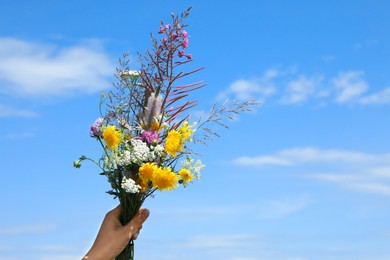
[{"left": 1, "top": 0, "right": 390, "bottom": 259}]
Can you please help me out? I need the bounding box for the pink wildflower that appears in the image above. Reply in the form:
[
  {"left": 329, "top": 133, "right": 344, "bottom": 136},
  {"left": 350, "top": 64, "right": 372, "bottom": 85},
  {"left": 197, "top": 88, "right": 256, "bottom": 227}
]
[
  {"left": 171, "top": 32, "right": 178, "bottom": 40},
  {"left": 90, "top": 118, "right": 103, "bottom": 137},
  {"left": 139, "top": 130, "right": 161, "bottom": 144},
  {"left": 158, "top": 24, "right": 170, "bottom": 34},
  {"left": 181, "top": 38, "right": 189, "bottom": 48},
  {"left": 180, "top": 30, "right": 189, "bottom": 48}
]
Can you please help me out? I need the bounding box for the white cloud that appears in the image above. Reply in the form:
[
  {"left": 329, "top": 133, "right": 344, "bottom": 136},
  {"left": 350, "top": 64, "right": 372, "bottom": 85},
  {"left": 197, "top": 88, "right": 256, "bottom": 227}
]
[
  {"left": 5, "top": 131, "right": 35, "bottom": 140},
  {"left": 233, "top": 147, "right": 386, "bottom": 167},
  {"left": 359, "top": 87, "right": 390, "bottom": 104},
  {"left": 280, "top": 75, "right": 322, "bottom": 104},
  {"left": 234, "top": 147, "right": 390, "bottom": 196},
  {"left": 311, "top": 173, "right": 390, "bottom": 196},
  {"left": 220, "top": 69, "right": 277, "bottom": 100},
  {"left": 353, "top": 39, "right": 379, "bottom": 50},
  {"left": 255, "top": 195, "right": 312, "bottom": 219},
  {"left": 370, "top": 166, "right": 390, "bottom": 177},
  {"left": 234, "top": 155, "right": 292, "bottom": 166},
  {"left": 0, "top": 37, "right": 113, "bottom": 97},
  {"left": 332, "top": 71, "right": 368, "bottom": 103},
  {"left": 0, "top": 223, "right": 56, "bottom": 235},
  {"left": 28, "top": 244, "right": 71, "bottom": 251},
  {"left": 0, "top": 104, "right": 38, "bottom": 117},
  {"left": 223, "top": 68, "right": 390, "bottom": 106}
]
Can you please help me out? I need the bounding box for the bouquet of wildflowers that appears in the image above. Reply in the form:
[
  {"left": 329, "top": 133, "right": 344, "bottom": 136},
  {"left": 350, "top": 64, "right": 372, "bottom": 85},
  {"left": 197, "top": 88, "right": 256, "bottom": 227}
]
[{"left": 74, "top": 7, "right": 257, "bottom": 260}]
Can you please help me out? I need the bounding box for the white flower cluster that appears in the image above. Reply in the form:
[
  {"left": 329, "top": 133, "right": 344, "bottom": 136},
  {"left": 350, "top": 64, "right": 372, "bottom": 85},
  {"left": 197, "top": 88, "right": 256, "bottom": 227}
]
[
  {"left": 151, "top": 144, "right": 165, "bottom": 158},
  {"left": 119, "top": 70, "right": 140, "bottom": 78},
  {"left": 118, "top": 140, "right": 165, "bottom": 166},
  {"left": 181, "top": 156, "right": 204, "bottom": 180},
  {"left": 130, "top": 139, "right": 155, "bottom": 163},
  {"left": 121, "top": 177, "right": 141, "bottom": 193}
]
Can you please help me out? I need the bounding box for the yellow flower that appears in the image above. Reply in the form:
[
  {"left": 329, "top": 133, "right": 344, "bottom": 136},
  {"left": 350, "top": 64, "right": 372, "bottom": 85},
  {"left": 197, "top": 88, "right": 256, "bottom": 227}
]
[
  {"left": 165, "top": 130, "right": 183, "bottom": 157},
  {"left": 178, "top": 168, "right": 194, "bottom": 182},
  {"left": 102, "top": 125, "right": 122, "bottom": 149},
  {"left": 152, "top": 167, "right": 178, "bottom": 191},
  {"left": 150, "top": 121, "right": 163, "bottom": 132},
  {"left": 178, "top": 121, "right": 193, "bottom": 141},
  {"left": 137, "top": 178, "right": 149, "bottom": 193},
  {"left": 139, "top": 163, "right": 156, "bottom": 182}
]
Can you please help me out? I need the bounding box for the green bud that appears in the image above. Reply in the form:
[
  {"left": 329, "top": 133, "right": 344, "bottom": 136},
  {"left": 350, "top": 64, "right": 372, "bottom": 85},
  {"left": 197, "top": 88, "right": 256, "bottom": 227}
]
[{"left": 73, "top": 160, "right": 82, "bottom": 168}]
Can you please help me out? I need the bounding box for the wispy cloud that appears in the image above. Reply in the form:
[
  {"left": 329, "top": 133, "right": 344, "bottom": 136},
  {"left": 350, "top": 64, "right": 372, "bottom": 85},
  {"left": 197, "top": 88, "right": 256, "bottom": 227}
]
[
  {"left": 5, "top": 131, "right": 35, "bottom": 140},
  {"left": 332, "top": 71, "right": 368, "bottom": 103},
  {"left": 155, "top": 195, "right": 309, "bottom": 224},
  {"left": 359, "top": 87, "right": 390, "bottom": 105},
  {"left": 0, "top": 104, "right": 38, "bottom": 117},
  {"left": 234, "top": 147, "right": 390, "bottom": 196},
  {"left": 353, "top": 39, "right": 379, "bottom": 50},
  {"left": 310, "top": 173, "right": 390, "bottom": 196},
  {"left": 0, "top": 223, "right": 56, "bottom": 235},
  {"left": 219, "top": 69, "right": 278, "bottom": 101},
  {"left": 222, "top": 68, "right": 390, "bottom": 106},
  {"left": 0, "top": 37, "right": 113, "bottom": 97},
  {"left": 280, "top": 75, "right": 323, "bottom": 104},
  {"left": 255, "top": 195, "right": 312, "bottom": 219},
  {"left": 233, "top": 147, "right": 387, "bottom": 166}
]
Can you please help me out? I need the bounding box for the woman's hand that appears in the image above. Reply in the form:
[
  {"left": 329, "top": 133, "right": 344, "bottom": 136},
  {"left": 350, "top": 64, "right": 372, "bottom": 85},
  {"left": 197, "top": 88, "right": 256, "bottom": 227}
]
[{"left": 83, "top": 206, "right": 150, "bottom": 260}]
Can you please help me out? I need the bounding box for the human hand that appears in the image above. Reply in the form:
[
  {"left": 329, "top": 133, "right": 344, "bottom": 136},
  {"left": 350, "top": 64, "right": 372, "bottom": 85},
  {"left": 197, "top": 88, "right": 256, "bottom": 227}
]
[{"left": 83, "top": 205, "right": 150, "bottom": 260}]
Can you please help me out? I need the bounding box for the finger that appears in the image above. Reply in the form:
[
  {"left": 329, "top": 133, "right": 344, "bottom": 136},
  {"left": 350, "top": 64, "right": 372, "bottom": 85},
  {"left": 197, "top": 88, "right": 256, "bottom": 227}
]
[
  {"left": 107, "top": 205, "right": 122, "bottom": 218},
  {"left": 102, "top": 205, "right": 122, "bottom": 229},
  {"left": 123, "top": 208, "right": 150, "bottom": 238},
  {"left": 133, "top": 230, "right": 140, "bottom": 240}
]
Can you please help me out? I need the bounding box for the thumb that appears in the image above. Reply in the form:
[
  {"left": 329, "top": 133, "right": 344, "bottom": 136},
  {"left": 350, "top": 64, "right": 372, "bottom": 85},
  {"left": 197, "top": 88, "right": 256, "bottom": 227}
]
[{"left": 123, "top": 208, "right": 150, "bottom": 239}]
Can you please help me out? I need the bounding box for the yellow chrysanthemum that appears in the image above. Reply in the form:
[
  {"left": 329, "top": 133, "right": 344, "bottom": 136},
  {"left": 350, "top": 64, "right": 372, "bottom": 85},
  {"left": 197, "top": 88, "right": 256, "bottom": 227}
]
[
  {"left": 152, "top": 167, "right": 178, "bottom": 191},
  {"left": 141, "top": 120, "right": 164, "bottom": 132},
  {"left": 102, "top": 125, "right": 122, "bottom": 149},
  {"left": 178, "top": 121, "right": 193, "bottom": 141},
  {"left": 178, "top": 168, "right": 194, "bottom": 182},
  {"left": 150, "top": 121, "right": 163, "bottom": 132},
  {"left": 139, "top": 162, "right": 156, "bottom": 182},
  {"left": 165, "top": 130, "right": 183, "bottom": 157},
  {"left": 137, "top": 178, "right": 149, "bottom": 193}
]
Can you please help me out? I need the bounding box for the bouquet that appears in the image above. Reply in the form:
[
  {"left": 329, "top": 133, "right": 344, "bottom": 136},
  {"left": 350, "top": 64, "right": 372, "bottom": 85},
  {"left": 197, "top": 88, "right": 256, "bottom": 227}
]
[{"left": 74, "top": 7, "right": 258, "bottom": 260}]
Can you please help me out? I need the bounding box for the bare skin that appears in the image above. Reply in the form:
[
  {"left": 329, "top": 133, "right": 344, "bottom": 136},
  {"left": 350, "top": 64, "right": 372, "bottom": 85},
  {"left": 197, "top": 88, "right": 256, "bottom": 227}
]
[{"left": 83, "top": 206, "right": 150, "bottom": 260}]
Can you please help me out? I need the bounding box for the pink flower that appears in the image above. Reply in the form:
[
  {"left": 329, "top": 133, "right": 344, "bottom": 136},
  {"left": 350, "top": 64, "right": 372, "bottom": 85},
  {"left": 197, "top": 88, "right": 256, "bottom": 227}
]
[
  {"left": 181, "top": 30, "right": 188, "bottom": 38},
  {"left": 181, "top": 38, "right": 189, "bottom": 48},
  {"left": 90, "top": 118, "right": 103, "bottom": 137},
  {"left": 158, "top": 24, "right": 170, "bottom": 34},
  {"left": 178, "top": 50, "right": 185, "bottom": 58},
  {"left": 185, "top": 53, "right": 192, "bottom": 60},
  {"left": 139, "top": 130, "right": 161, "bottom": 144}
]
